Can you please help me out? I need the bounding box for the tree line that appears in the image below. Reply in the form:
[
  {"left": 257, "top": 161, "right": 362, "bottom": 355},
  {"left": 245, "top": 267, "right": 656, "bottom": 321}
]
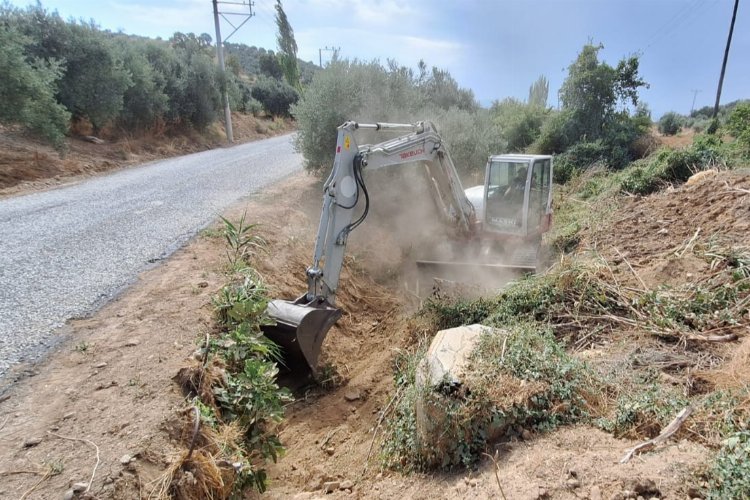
[
  {"left": 293, "top": 43, "right": 653, "bottom": 182},
  {"left": 0, "top": 2, "right": 307, "bottom": 150}
]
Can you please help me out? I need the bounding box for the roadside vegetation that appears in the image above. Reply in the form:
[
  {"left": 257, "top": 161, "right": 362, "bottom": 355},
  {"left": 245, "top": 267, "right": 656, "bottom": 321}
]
[
  {"left": 0, "top": 1, "right": 311, "bottom": 151},
  {"left": 163, "top": 215, "right": 290, "bottom": 498}
]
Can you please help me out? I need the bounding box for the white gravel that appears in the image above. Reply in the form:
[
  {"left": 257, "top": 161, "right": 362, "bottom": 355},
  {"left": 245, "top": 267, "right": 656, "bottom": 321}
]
[{"left": 0, "top": 133, "right": 302, "bottom": 382}]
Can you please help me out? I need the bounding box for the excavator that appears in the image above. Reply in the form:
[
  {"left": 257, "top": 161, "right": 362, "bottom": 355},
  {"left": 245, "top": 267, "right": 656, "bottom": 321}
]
[{"left": 262, "top": 121, "right": 553, "bottom": 372}]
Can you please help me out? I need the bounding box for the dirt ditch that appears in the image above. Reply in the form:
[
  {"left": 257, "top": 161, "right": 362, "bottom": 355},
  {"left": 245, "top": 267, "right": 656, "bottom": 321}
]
[{"left": 1, "top": 170, "right": 748, "bottom": 499}]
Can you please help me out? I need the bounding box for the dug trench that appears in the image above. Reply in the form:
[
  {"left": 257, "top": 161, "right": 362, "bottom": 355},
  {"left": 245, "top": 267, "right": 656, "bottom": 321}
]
[{"left": 0, "top": 170, "right": 746, "bottom": 499}]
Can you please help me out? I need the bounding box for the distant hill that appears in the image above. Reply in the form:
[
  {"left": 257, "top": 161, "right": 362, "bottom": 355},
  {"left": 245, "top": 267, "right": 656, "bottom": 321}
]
[{"left": 224, "top": 42, "right": 319, "bottom": 84}]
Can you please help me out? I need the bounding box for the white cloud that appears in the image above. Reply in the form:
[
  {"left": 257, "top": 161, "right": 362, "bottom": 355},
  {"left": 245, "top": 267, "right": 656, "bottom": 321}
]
[
  {"left": 107, "top": 0, "right": 210, "bottom": 34},
  {"left": 300, "top": 0, "right": 416, "bottom": 26}
]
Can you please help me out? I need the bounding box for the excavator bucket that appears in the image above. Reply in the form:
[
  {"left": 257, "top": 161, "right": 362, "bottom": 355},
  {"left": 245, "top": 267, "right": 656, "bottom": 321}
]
[{"left": 262, "top": 297, "right": 342, "bottom": 373}]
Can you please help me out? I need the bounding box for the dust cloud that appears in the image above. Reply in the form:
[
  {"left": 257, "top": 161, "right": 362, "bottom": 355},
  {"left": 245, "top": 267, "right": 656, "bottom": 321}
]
[{"left": 346, "top": 165, "right": 528, "bottom": 300}]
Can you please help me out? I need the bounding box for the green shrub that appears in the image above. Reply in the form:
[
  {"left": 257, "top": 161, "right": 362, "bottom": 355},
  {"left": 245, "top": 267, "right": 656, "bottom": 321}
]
[
  {"left": 291, "top": 57, "right": 483, "bottom": 176},
  {"left": 490, "top": 98, "right": 547, "bottom": 152},
  {"left": 596, "top": 381, "right": 688, "bottom": 438},
  {"left": 658, "top": 111, "right": 683, "bottom": 135},
  {"left": 705, "top": 430, "right": 750, "bottom": 500},
  {"left": 726, "top": 102, "right": 750, "bottom": 150},
  {"left": 620, "top": 148, "right": 701, "bottom": 195},
  {"left": 0, "top": 24, "right": 70, "bottom": 148},
  {"left": 251, "top": 76, "right": 298, "bottom": 117},
  {"left": 245, "top": 97, "right": 263, "bottom": 117},
  {"left": 554, "top": 141, "right": 607, "bottom": 182}
]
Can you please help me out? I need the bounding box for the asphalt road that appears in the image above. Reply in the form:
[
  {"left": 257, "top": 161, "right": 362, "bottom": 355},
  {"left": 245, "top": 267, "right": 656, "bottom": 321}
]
[{"left": 0, "top": 133, "right": 302, "bottom": 381}]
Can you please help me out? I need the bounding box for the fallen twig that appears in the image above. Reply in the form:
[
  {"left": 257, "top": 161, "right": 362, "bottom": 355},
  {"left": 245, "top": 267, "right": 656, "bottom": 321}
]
[
  {"left": 0, "top": 470, "right": 45, "bottom": 476},
  {"left": 186, "top": 406, "right": 201, "bottom": 460},
  {"left": 19, "top": 469, "right": 51, "bottom": 500},
  {"left": 676, "top": 228, "right": 701, "bottom": 258},
  {"left": 620, "top": 405, "right": 694, "bottom": 463},
  {"left": 482, "top": 451, "right": 508, "bottom": 500},
  {"left": 362, "top": 387, "right": 403, "bottom": 477},
  {"left": 686, "top": 333, "right": 739, "bottom": 343},
  {"left": 615, "top": 247, "right": 647, "bottom": 291},
  {"left": 723, "top": 181, "right": 750, "bottom": 195},
  {"left": 48, "top": 432, "right": 100, "bottom": 492}
]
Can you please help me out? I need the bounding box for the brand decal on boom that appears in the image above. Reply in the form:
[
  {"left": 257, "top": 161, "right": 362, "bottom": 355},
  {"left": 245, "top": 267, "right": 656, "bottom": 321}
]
[{"left": 399, "top": 148, "right": 424, "bottom": 160}]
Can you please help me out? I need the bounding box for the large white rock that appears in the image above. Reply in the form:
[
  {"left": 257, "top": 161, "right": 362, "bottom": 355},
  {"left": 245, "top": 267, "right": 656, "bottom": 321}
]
[
  {"left": 415, "top": 324, "right": 489, "bottom": 388},
  {"left": 414, "top": 324, "right": 499, "bottom": 466}
]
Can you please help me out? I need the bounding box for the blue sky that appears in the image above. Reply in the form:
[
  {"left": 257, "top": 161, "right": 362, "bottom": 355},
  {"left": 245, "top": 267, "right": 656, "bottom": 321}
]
[{"left": 10, "top": 0, "right": 748, "bottom": 117}]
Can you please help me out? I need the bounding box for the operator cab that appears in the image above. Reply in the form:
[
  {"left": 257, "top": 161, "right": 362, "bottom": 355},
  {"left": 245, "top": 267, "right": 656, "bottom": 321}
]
[{"left": 465, "top": 154, "right": 553, "bottom": 239}]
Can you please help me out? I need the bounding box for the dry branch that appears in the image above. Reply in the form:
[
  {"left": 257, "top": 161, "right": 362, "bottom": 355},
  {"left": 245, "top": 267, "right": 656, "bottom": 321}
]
[{"left": 620, "top": 405, "right": 694, "bottom": 463}]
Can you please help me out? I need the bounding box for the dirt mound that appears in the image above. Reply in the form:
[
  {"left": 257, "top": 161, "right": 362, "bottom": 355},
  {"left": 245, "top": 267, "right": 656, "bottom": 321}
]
[{"left": 589, "top": 170, "right": 750, "bottom": 289}]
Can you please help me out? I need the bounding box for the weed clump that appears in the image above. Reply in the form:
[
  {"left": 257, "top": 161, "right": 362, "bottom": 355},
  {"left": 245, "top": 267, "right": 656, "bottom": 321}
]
[
  {"left": 168, "top": 217, "right": 290, "bottom": 498},
  {"left": 381, "top": 321, "right": 597, "bottom": 471},
  {"left": 705, "top": 430, "right": 750, "bottom": 500}
]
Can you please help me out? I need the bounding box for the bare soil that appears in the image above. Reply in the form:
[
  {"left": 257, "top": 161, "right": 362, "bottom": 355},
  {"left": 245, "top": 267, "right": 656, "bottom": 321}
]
[
  {"left": 0, "top": 114, "right": 294, "bottom": 197},
  {"left": 1, "top": 170, "right": 748, "bottom": 499}
]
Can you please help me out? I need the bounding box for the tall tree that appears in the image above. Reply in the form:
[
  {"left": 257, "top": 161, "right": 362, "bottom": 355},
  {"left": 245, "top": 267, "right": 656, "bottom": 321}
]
[
  {"left": 274, "top": 0, "right": 300, "bottom": 89},
  {"left": 559, "top": 43, "right": 647, "bottom": 142},
  {"left": 528, "top": 75, "right": 549, "bottom": 108}
]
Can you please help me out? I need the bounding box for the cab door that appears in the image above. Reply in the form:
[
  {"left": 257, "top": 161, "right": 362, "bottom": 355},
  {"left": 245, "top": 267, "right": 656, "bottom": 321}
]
[{"left": 526, "top": 158, "right": 552, "bottom": 236}]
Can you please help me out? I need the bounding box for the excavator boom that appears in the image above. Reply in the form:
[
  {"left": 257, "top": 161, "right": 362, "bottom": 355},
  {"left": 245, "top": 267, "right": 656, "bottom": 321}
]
[{"left": 262, "top": 120, "right": 477, "bottom": 372}]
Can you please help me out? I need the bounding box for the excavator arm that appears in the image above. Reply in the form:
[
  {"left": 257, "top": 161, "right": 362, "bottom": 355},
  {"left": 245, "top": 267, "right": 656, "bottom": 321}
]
[
  {"left": 263, "top": 120, "right": 476, "bottom": 372},
  {"left": 307, "top": 120, "right": 476, "bottom": 305}
]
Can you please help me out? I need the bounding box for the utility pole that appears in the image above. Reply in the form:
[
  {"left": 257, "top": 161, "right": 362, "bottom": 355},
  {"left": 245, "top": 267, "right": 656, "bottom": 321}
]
[
  {"left": 212, "top": 0, "right": 254, "bottom": 144},
  {"left": 690, "top": 89, "right": 701, "bottom": 114},
  {"left": 713, "top": 0, "right": 740, "bottom": 119},
  {"left": 318, "top": 46, "right": 338, "bottom": 68}
]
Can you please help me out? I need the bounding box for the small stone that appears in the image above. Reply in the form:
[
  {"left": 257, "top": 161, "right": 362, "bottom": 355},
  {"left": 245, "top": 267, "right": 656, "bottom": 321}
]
[
  {"left": 344, "top": 389, "right": 361, "bottom": 402},
  {"left": 305, "top": 478, "right": 323, "bottom": 491},
  {"left": 323, "top": 481, "right": 340, "bottom": 493},
  {"left": 124, "top": 339, "right": 140, "bottom": 347},
  {"left": 687, "top": 487, "right": 702, "bottom": 498},
  {"left": 626, "top": 479, "right": 658, "bottom": 496},
  {"left": 197, "top": 281, "right": 209, "bottom": 288},
  {"left": 375, "top": 472, "right": 383, "bottom": 480},
  {"left": 94, "top": 362, "right": 107, "bottom": 369},
  {"left": 72, "top": 482, "right": 88, "bottom": 492},
  {"left": 590, "top": 485, "right": 602, "bottom": 500},
  {"left": 63, "top": 412, "right": 76, "bottom": 420},
  {"left": 535, "top": 487, "right": 549, "bottom": 499},
  {"left": 521, "top": 429, "right": 533, "bottom": 441},
  {"left": 339, "top": 480, "right": 354, "bottom": 490},
  {"left": 657, "top": 228, "right": 668, "bottom": 235},
  {"left": 566, "top": 478, "right": 580, "bottom": 489},
  {"left": 468, "top": 478, "right": 479, "bottom": 487},
  {"left": 324, "top": 446, "right": 335, "bottom": 456},
  {"left": 50, "top": 425, "right": 60, "bottom": 431},
  {"left": 120, "top": 454, "right": 133, "bottom": 465},
  {"left": 63, "top": 489, "right": 75, "bottom": 500},
  {"left": 23, "top": 437, "right": 42, "bottom": 447}
]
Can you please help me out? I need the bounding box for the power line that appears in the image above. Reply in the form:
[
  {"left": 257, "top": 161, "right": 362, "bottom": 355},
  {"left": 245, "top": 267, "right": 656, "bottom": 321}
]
[{"left": 640, "top": 0, "right": 719, "bottom": 55}]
